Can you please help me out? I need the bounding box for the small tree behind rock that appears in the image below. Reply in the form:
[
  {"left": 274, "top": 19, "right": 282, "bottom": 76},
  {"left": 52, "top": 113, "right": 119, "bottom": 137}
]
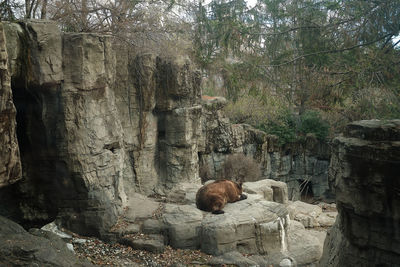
[{"left": 220, "top": 154, "right": 261, "bottom": 182}]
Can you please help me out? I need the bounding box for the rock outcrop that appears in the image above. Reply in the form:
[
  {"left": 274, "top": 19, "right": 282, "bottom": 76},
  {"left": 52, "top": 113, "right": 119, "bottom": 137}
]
[
  {"left": 200, "top": 96, "right": 331, "bottom": 201},
  {"left": 111, "top": 179, "right": 326, "bottom": 266},
  {"left": 0, "top": 20, "right": 331, "bottom": 242},
  {"left": 114, "top": 52, "right": 202, "bottom": 195},
  {"left": 1, "top": 21, "right": 127, "bottom": 236},
  {"left": 0, "top": 22, "right": 21, "bottom": 187},
  {"left": 0, "top": 20, "right": 202, "bottom": 236},
  {"left": 0, "top": 216, "right": 92, "bottom": 266},
  {"left": 320, "top": 120, "right": 400, "bottom": 266}
]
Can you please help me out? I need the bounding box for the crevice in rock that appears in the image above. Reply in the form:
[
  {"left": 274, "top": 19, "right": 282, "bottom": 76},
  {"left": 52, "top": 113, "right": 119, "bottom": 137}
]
[
  {"left": 10, "top": 83, "right": 59, "bottom": 229},
  {"left": 103, "top": 141, "right": 120, "bottom": 153}
]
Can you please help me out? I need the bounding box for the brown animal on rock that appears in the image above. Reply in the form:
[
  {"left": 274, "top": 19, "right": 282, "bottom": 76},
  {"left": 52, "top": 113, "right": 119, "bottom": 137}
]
[{"left": 196, "top": 179, "right": 247, "bottom": 214}]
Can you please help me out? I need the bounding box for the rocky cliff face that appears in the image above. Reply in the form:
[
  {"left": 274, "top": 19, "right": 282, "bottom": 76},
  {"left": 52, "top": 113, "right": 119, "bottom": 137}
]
[
  {"left": 1, "top": 20, "right": 128, "bottom": 236},
  {"left": 0, "top": 20, "right": 330, "bottom": 238},
  {"left": 113, "top": 52, "right": 202, "bottom": 194},
  {"left": 320, "top": 120, "right": 400, "bottom": 266},
  {"left": 200, "top": 97, "right": 331, "bottom": 201},
  {"left": 0, "top": 20, "right": 202, "bottom": 236},
  {"left": 0, "top": 23, "right": 21, "bottom": 188}
]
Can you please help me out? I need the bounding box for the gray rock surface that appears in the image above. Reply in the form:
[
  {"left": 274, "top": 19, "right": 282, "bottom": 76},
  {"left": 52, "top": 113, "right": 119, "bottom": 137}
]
[
  {"left": 163, "top": 204, "right": 203, "bottom": 249},
  {"left": 120, "top": 234, "right": 165, "bottom": 253},
  {"left": 142, "top": 219, "right": 164, "bottom": 234},
  {"left": 287, "top": 227, "right": 322, "bottom": 266},
  {"left": 208, "top": 251, "right": 259, "bottom": 267},
  {"left": 124, "top": 193, "right": 160, "bottom": 222},
  {"left": 0, "top": 20, "right": 332, "bottom": 251},
  {"left": 0, "top": 20, "right": 127, "bottom": 236},
  {"left": 166, "top": 182, "right": 202, "bottom": 204},
  {"left": 200, "top": 195, "right": 289, "bottom": 256},
  {"left": 287, "top": 201, "right": 322, "bottom": 228},
  {"left": 243, "top": 179, "right": 288, "bottom": 204},
  {"left": 160, "top": 190, "right": 322, "bottom": 265},
  {"left": 0, "top": 22, "right": 21, "bottom": 188},
  {"left": 0, "top": 20, "right": 203, "bottom": 237},
  {"left": 0, "top": 216, "right": 92, "bottom": 266},
  {"left": 320, "top": 120, "right": 400, "bottom": 266},
  {"left": 199, "top": 96, "right": 331, "bottom": 201}
]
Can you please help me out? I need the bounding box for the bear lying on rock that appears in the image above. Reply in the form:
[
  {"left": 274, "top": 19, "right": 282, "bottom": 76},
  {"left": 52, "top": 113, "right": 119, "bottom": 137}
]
[{"left": 196, "top": 180, "right": 247, "bottom": 214}]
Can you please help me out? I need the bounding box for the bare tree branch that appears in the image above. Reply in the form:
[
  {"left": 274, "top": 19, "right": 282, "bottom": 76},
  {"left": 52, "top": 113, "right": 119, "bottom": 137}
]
[{"left": 267, "top": 33, "right": 394, "bottom": 67}]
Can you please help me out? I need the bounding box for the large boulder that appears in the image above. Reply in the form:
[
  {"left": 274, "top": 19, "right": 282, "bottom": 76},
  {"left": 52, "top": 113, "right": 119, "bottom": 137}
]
[
  {"left": 287, "top": 201, "right": 322, "bottom": 228},
  {"left": 161, "top": 195, "right": 324, "bottom": 265},
  {"left": 163, "top": 204, "right": 204, "bottom": 249},
  {"left": 320, "top": 120, "right": 400, "bottom": 266},
  {"left": 200, "top": 195, "right": 289, "bottom": 256},
  {"left": 243, "top": 179, "right": 288, "bottom": 204},
  {"left": 0, "top": 216, "right": 92, "bottom": 266}
]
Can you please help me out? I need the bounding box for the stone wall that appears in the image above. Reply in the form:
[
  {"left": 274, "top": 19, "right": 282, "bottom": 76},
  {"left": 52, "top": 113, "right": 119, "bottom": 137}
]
[
  {"left": 319, "top": 120, "right": 400, "bottom": 266},
  {"left": 199, "top": 97, "right": 331, "bottom": 201}
]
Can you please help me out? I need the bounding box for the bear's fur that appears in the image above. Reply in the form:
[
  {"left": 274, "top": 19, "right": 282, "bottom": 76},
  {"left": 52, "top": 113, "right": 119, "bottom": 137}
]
[{"left": 195, "top": 179, "right": 247, "bottom": 214}]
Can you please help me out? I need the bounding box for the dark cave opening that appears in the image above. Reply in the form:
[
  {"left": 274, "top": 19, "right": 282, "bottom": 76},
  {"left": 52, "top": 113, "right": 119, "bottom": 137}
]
[
  {"left": 299, "top": 179, "right": 314, "bottom": 203},
  {"left": 7, "top": 84, "right": 59, "bottom": 229}
]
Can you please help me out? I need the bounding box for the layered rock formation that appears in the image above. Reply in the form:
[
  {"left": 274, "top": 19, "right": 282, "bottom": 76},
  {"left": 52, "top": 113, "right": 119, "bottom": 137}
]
[
  {"left": 0, "top": 20, "right": 331, "bottom": 241},
  {"left": 115, "top": 179, "right": 325, "bottom": 266},
  {"left": 0, "top": 20, "right": 202, "bottom": 236},
  {"left": 0, "top": 23, "right": 21, "bottom": 187},
  {"left": 320, "top": 120, "right": 400, "bottom": 266},
  {"left": 1, "top": 21, "right": 127, "bottom": 235},
  {"left": 200, "top": 97, "right": 331, "bottom": 201},
  {"left": 114, "top": 52, "right": 202, "bottom": 194}
]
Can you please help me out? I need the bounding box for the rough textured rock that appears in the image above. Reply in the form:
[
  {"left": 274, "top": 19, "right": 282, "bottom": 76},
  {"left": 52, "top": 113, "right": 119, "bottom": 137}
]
[
  {"left": 200, "top": 195, "right": 289, "bottom": 256},
  {"left": 109, "top": 180, "right": 324, "bottom": 266},
  {"left": 0, "top": 20, "right": 203, "bottom": 237},
  {"left": 123, "top": 193, "right": 160, "bottom": 223},
  {"left": 163, "top": 204, "right": 203, "bottom": 249},
  {"left": 0, "top": 22, "right": 21, "bottom": 187},
  {"left": 208, "top": 251, "right": 259, "bottom": 267},
  {"left": 160, "top": 192, "right": 321, "bottom": 263},
  {"left": 0, "top": 216, "right": 92, "bottom": 266},
  {"left": 0, "top": 20, "right": 129, "bottom": 235},
  {"left": 166, "top": 182, "right": 202, "bottom": 204},
  {"left": 320, "top": 120, "right": 400, "bottom": 266},
  {"left": 142, "top": 219, "right": 164, "bottom": 234},
  {"left": 0, "top": 20, "right": 331, "bottom": 250},
  {"left": 243, "top": 179, "right": 288, "bottom": 204},
  {"left": 120, "top": 234, "right": 165, "bottom": 253},
  {"left": 199, "top": 96, "right": 331, "bottom": 201},
  {"left": 113, "top": 52, "right": 202, "bottom": 195},
  {"left": 287, "top": 227, "right": 322, "bottom": 266},
  {"left": 287, "top": 201, "right": 322, "bottom": 228}
]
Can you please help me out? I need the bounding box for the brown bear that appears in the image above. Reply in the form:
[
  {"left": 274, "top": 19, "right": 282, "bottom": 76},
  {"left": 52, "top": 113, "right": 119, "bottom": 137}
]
[{"left": 196, "top": 179, "right": 247, "bottom": 214}]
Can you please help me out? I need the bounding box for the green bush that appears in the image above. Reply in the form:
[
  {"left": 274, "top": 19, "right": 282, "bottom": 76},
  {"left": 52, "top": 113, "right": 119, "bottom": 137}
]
[
  {"left": 298, "top": 110, "right": 329, "bottom": 141},
  {"left": 256, "top": 110, "right": 297, "bottom": 144},
  {"left": 223, "top": 94, "right": 331, "bottom": 144},
  {"left": 258, "top": 110, "right": 329, "bottom": 143}
]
